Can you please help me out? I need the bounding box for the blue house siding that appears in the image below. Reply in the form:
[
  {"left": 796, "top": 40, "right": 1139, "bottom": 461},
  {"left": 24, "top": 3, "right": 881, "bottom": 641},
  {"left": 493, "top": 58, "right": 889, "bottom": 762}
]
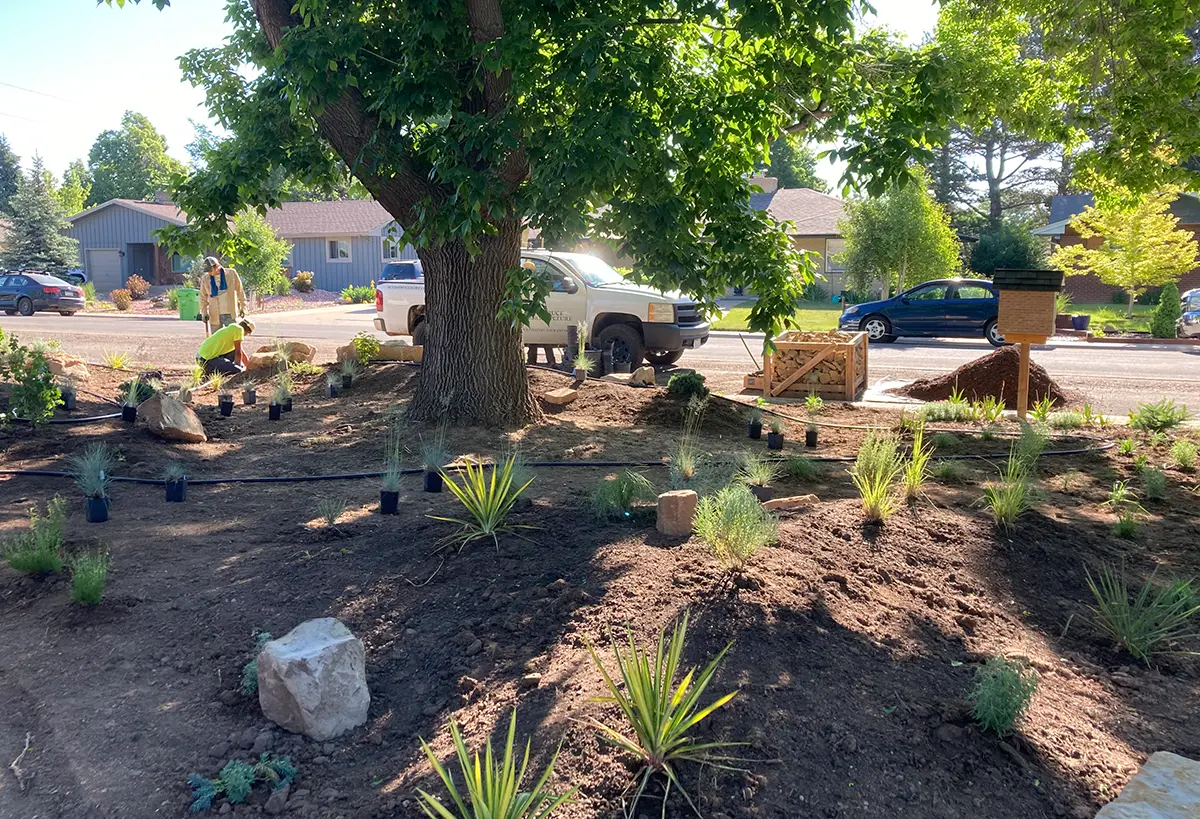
[
  {"left": 288, "top": 233, "right": 417, "bottom": 292},
  {"left": 66, "top": 206, "right": 176, "bottom": 285}
]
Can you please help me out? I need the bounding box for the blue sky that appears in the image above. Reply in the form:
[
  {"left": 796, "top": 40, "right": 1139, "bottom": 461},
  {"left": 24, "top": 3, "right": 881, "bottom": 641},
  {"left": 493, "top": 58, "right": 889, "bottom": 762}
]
[{"left": 0, "top": 0, "right": 940, "bottom": 189}]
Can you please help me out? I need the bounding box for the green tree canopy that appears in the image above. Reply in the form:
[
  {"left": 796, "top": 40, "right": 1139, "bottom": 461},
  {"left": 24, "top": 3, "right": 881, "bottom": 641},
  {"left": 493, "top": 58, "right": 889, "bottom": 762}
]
[
  {"left": 54, "top": 160, "right": 92, "bottom": 217},
  {"left": 226, "top": 210, "right": 293, "bottom": 293},
  {"left": 969, "top": 221, "right": 1047, "bottom": 275},
  {"left": 109, "top": 0, "right": 953, "bottom": 424},
  {"left": 838, "top": 169, "right": 962, "bottom": 297},
  {"left": 757, "top": 135, "right": 828, "bottom": 192},
  {"left": 87, "top": 110, "right": 187, "bottom": 205},
  {"left": 0, "top": 135, "right": 20, "bottom": 216},
  {"left": 0, "top": 155, "right": 80, "bottom": 271},
  {"left": 1050, "top": 188, "right": 1198, "bottom": 317}
]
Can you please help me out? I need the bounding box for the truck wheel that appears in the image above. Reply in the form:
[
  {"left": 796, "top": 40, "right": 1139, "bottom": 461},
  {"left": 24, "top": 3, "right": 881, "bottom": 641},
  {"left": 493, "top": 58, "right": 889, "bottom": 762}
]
[
  {"left": 644, "top": 349, "right": 684, "bottom": 366},
  {"left": 598, "top": 323, "right": 645, "bottom": 368},
  {"left": 412, "top": 319, "right": 428, "bottom": 347}
]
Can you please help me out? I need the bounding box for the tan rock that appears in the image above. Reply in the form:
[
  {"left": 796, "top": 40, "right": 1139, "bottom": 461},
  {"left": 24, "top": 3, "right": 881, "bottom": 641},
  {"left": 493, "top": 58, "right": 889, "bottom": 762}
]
[
  {"left": 140, "top": 394, "right": 207, "bottom": 443},
  {"left": 375, "top": 340, "right": 421, "bottom": 362},
  {"left": 48, "top": 354, "right": 90, "bottom": 382},
  {"left": 255, "top": 341, "right": 315, "bottom": 364},
  {"left": 601, "top": 373, "right": 633, "bottom": 385},
  {"left": 1096, "top": 752, "right": 1200, "bottom": 818},
  {"left": 542, "top": 387, "right": 578, "bottom": 406},
  {"left": 630, "top": 366, "right": 656, "bottom": 387},
  {"left": 656, "top": 490, "right": 698, "bottom": 537},
  {"left": 761, "top": 494, "right": 819, "bottom": 511},
  {"left": 247, "top": 351, "right": 287, "bottom": 372},
  {"left": 335, "top": 344, "right": 357, "bottom": 364}
]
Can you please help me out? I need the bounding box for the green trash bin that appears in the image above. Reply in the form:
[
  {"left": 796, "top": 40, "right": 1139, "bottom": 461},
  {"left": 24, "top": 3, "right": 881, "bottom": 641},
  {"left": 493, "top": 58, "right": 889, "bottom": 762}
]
[{"left": 176, "top": 288, "right": 200, "bottom": 322}]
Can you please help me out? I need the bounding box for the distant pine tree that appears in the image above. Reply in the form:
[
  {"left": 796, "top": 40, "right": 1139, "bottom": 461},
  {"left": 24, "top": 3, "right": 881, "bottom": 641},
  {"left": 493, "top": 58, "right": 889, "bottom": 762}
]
[{"left": 0, "top": 155, "right": 80, "bottom": 271}]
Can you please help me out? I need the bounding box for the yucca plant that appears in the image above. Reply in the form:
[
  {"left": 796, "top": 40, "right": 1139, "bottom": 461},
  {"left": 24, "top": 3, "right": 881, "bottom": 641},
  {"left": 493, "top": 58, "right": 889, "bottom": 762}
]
[
  {"left": 585, "top": 612, "right": 740, "bottom": 816},
  {"left": 102, "top": 349, "right": 132, "bottom": 370},
  {"left": 208, "top": 371, "right": 227, "bottom": 395},
  {"left": 850, "top": 434, "right": 904, "bottom": 523},
  {"left": 416, "top": 711, "right": 575, "bottom": 819},
  {"left": 693, "top": 484, "right": 778, "bottom": 571},
  {"left": 432, "top": 457, "right": 535, "bottom": 547},
  {"left": 592, "top": 471, "right": 657, "bottom": 520},
  {"left": 901, "top": 425, "right": 932, "bottom": 502},
  {"left": 982, "top": 449, "right": 1033, "bottom": 531},
  {"left": 122, "top": 376, "right": 141, "bottom": 407},
  {"left": 316, "top": 497, "right": 347, "bottom": 528},
  {"left": 69, "top": 551, "right": 109, "bottom": 605},
  {"left": 1086, "top": 564, "right": 1200, "bottom": 663}
]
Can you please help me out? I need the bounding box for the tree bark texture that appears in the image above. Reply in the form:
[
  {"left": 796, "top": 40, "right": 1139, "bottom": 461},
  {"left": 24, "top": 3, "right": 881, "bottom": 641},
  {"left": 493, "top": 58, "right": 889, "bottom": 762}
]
[{"left": 409, "top": 221, "right": 539, "bottom": 426}]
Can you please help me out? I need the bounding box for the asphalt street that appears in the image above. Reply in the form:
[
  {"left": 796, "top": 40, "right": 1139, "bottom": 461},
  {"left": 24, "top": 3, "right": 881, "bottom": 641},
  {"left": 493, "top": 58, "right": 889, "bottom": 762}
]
[{"left": 2, "top": 307, "right": 1196, "bottom": 413}]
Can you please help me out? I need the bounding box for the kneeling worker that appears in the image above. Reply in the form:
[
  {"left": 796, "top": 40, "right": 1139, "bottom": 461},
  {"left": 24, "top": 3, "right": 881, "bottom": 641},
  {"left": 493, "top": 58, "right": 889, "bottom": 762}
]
[{"left": 197, "top": 317, "right": 255, "bottom": 376}]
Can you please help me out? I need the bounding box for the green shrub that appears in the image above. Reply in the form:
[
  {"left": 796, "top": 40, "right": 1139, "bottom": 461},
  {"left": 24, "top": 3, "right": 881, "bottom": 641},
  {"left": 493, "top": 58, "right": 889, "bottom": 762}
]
[
  {"left": 931, "top": 459, "right": 968, "bottom": 483},
  {"left": 851, "top": 434, "right": 904, "bottom": 522},
  {"left": 1150, "top": 282, "right": 1181, "bottom": 338},
  {"left": 125, "top": 273, "right": 151, "bottom": 300},
  {"left": 351, "top": 331, "right": 381, "bottom": 364},
  {"left": 585, "top": 611, "right": 738, "bottom": 815},
  {"left": 1170, "top": 439, "right": 1197, "bottom": 471},
  {"left": 82, "top": 281, "right": 97, "bottom": 304},
  {"left": 922, "top": 401, "right": 975, "bottom": 423},
  {"left": 188, "top": 754, "right": 297, "bottom": 813},
  {"left": 417, "top": 711, "right": 574, "bottom": 819},
  {"left": 1117, "top": 438, "right": 1136, "bottom": 456},
  {"left": 971, "top": 657, "right": 1038, "bottom": 737},
  {"left": 666, "top": 371, "right": 708, "bottom": 400},
  {"left": 240, "top": 632, "right": 274, "bottom": 696},
  {"left": 1129, "top": 399, "right": 1190, "bottom": 433},
  {"left": 166, "top": 288, "right": 180, "bottom": 309},
  {"left": 1086, "top": 565, "right": 1200, "bottom": 663},
  {"left": 592, "top": 471, "right": 657, "bottom": 520},
  {"left": 292, "top": 271, "right": 315, "bottom": 293},
  {"left": 693, "top": 484, "right": 778, "bottom": 571},
  {"left": 930, "top": 432, "right": 962, "bottom": 452},
  {"left": 982, "top": 450, "right": 1033, "bottom": 531},
  {"left": 5, "top": 345, "right": 61, "bottom": 426},
  {"left": 784, "top": 455, "right": 822, "bottom": 482},
  {"left": 1047, "top": 411, "right": 1084, "bottom": 430},
  {"left": 69, "top": 551, "right": 109, "bottom": 605},
  {"left": 1142, "top": 467, "right": 1167, "bottom": 500},
  {"left": 2, "top": 496, "right": 67, "bottom": 575},
  {"left": 340, "top": 284, "right": 374, "bottom": 303}
]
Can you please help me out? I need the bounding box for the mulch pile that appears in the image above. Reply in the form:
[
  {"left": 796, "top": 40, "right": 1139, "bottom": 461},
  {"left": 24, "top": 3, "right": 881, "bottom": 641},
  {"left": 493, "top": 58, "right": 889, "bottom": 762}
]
[{"left": 890, "top": 346, "right": 1068, "bottom": 408}]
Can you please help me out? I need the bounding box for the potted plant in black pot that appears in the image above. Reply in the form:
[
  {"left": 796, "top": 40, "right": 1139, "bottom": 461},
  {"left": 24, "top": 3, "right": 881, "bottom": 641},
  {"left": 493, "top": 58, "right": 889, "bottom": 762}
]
[
  {"left": 326, "top": 372, "right": 341, "bottom": 398},
  {"left": 211, "top": 372, "right": 234, "bottom": 417},
  {"left": 164, "top": 460, "right": 188, "bottom": 503},
  {"left": 419, "top": 426, "right": 449, "bottom": 493},
  {"left": 747, "top": 404, "right": 763, "bottom": 440},
  {"left": 59, "top": 377, "right": 77, "bottom": 411},
  {"left": 273, "top": 373, "right": 293, "bottom": 412},
  {"left": 121, "top": 377, "right": 140, "bottom": 423},
  {"left": 241, "top": 379, "right": 257, "bottom": 405},
  {"left": 379, "top": 414, "right": 403, "bottom": 514},
  {"left": 268, "top": 380, "right": 287, "bottom": 420},
  {"left": 739, "top": 452, "right": 781, "bottom": 502},
  {"left": 766, "top": 416, "right": 785, "bottom": 451},
  {"left": 341, "top": 359, "right": 359, "bottom": 389},
  {"left": 571, "top": 322, "right": 593, "bottom": 382},
  {"left": 806, "top": 422, "right": 819, "bottom": 448},
  {"left": 70, "top": 442, "right": 113, "bottom": 523}
]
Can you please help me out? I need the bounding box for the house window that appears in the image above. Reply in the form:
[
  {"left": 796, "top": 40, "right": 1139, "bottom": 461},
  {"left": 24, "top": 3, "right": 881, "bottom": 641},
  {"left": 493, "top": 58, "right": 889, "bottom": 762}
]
[
  {"left": 382, "top": 234, "right": 403, "bottom": 261},
  {"left": 326, "top": 238, "right": 352, "bottom": 262},
  {"left": 824, "top": 238, "right": 847, "bottom": 273},
  {"left": 171, "top": 254, "right": 193, "bottom": 274}
]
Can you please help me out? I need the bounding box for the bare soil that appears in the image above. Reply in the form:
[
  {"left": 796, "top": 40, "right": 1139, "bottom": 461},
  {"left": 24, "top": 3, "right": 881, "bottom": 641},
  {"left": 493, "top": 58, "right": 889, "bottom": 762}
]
[{"left": 1, "top": 363, "right": 1198, "bottom": 819}]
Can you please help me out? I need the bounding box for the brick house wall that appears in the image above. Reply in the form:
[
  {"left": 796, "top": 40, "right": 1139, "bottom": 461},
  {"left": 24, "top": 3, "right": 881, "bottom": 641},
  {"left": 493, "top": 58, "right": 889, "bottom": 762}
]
[{"left": 1055, "top": 225, "right": 1200, "bottom": 302}]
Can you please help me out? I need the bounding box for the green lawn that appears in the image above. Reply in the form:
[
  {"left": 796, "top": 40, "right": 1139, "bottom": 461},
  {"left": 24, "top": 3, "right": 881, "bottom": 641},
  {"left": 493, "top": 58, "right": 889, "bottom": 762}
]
[{"left": 711, "top": 301, "right": 1154, "bottom": 333}]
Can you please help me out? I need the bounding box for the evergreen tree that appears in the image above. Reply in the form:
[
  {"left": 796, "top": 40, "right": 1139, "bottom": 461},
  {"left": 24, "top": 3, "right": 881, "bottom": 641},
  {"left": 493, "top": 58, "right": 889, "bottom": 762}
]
[
  {"left": 0, "top": 156, "right": 80, "bottom": 271},
  {"left": 970, "top": 221, "right": 1047, "bottom": 274},
  {"left": 1149, "top": 282, "right": 1182, "bottom": 339},
  {"left": 0, "top": 135, "right": 20, "bottom": 216}
]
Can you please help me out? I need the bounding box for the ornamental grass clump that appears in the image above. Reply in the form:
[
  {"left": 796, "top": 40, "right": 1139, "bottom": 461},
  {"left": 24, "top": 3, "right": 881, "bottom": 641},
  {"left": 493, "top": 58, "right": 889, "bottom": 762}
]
[
  {"left": 850, "top": 434, "right": 904, "bottom": 523},
  {"left": 70, "top": 443, "right": 114, "bottom": 499},
  {"left": 416, "top": 711, "right": 575, "bottom": 819},
  {"left": 971, "top": 657, "right": 1038, "bottom": 737},
  {"left": 737, "top": 451, "right": 781, "bottom": 488},
  {"left": 69, "top": 551, "right": 109, "bottom": 605},
  {"left": 669, "top": 396, "right": 707, "bottom": 489},
  {"left": 1103, "top": 480, "right": 1145, "bottom": 539},
  {"left": 901, "top": 425, "right": 932, "bottom": 502},
  {"left": 981, "top": 448, "right": 1033, "bottom": 532},
  {"left": 592, "top": 470, "right": 657, "bottom": 520},
  {"left": 784, "top": 455, "right": 822, "bottom": 482},
  {"left": 433, "top": 457, "right": 535, "bottom": 547},
  {"left": 1141, "top": 467, "right": 1167, "bottom": 501},
  {"left": 585, "top": 611, "right": 740, "bottom": 816},
  {"left": 2, "top": 496, "right": 66, "bottom": 575},
  {"left": 693, "top": 484, "right": 779, "bottom": 572},
  {"left": 316, "top": 497, "right": 347, "bottom": 528},
  {"left": 1086, "top": 564, "right": 1200, "bottom": 663},
  {"left": 931, "top": 459, "right": 968, "bottom": 484},
  {"left": 381, "top": 412, "right": 404, "bottom": 493}
]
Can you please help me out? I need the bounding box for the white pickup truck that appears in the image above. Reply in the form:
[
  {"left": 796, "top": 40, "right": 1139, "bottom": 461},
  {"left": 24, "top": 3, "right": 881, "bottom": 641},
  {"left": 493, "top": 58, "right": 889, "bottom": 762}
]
[{"left": 373, "top": 250, "right": 710, "bottom": 366}]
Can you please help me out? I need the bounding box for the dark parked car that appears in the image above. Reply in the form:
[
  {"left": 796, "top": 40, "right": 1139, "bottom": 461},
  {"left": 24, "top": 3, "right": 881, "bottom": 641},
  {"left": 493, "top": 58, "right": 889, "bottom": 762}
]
[
  {"left": 379, "top": 260, "right": 423, "bottom": 281},
  {"left": 0, "top": 272, "right": 86, "bottom": 316},
  {"left": 838, "top": 278, "right": 1005, "bottom": 346}
]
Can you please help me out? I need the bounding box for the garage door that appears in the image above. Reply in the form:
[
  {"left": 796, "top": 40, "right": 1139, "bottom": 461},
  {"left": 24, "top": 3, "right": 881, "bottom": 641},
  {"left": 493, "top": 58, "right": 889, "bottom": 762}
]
[{"left": 87, "top": 249, "right": 122, "bottom": 292}]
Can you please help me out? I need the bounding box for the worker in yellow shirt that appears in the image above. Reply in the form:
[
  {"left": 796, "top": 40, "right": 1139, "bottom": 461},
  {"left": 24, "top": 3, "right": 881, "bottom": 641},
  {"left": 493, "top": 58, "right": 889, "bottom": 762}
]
[
  {"left": 198, "top": 256, "right": 247, "bottom": 334},
  {"left": 196, "top": 318, "right": 255, "bottom": 376}
]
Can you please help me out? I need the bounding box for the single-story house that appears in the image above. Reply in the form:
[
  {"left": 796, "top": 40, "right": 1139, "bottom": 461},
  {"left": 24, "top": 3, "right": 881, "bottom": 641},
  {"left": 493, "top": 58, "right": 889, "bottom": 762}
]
[
  {"left": 1032, "top": 193, "right": 1200, "bottom": 301},
  {"left": 747, "top": 176, "right": 848, "bottom": 293},
  {"left": 65, "top": 196, "right": 417, "bottom": 293}
]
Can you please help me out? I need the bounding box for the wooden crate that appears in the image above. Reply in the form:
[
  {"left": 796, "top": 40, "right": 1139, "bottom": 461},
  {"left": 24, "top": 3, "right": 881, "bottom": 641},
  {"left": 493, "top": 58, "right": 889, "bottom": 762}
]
[{"left": 743, "top": 330, "right": 868, "bottom": 400}]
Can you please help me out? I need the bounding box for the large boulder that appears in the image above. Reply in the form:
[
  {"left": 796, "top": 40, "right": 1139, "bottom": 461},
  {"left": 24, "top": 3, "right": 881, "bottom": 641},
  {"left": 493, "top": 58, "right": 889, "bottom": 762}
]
[
  {"left": 255, "top": 341, "right": 316, "bottom": 364},
  {"left": 1096, "top": 752, "right": 1200, "bottom": 818},
  {"left": 247, "top": 351, "right": 286, "bottom": 373},
  {"left": 48, "top": 354, "right": 90, "bottom": 382},
  {"left": 257, "top": 618, "right": 370, "bottom": 741},
  {"left": 140, "top": 394, "right": 207, "bottom": 443},
  {"left": 375, "top": 340, "right": 421, "bottom": 362}
]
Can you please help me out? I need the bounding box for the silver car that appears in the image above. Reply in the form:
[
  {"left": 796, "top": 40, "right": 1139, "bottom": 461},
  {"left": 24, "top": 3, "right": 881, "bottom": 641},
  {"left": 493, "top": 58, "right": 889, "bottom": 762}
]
[{"left": 1181, "top": 288, "right": 1200, "bottom": 338}]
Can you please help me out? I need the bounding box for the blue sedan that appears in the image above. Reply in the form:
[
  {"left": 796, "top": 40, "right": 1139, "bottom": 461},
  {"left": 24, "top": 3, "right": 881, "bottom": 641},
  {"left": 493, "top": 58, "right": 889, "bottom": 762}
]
[{"left": 838, "top": 279, "right": 1005, "bottom": 346}]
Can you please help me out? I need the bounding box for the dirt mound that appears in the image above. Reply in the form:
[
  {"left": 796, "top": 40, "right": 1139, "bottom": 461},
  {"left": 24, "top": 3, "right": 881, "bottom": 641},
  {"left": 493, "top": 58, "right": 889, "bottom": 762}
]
[{"left": 890, "top": 346, "right": 1068, "bottom": 409}]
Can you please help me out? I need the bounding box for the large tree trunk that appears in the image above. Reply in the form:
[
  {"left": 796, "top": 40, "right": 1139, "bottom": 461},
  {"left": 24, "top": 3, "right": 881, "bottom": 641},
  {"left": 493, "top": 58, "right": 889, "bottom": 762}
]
[{"left": 409, "top": 220, "right": 539, "bottom": 426}]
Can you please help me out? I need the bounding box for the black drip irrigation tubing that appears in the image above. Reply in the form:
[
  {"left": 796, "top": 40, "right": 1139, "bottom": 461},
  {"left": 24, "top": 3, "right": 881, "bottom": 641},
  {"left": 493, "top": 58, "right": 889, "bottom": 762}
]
[{"left": 0, "top": 443, "right": 1112, "bottom": 487}]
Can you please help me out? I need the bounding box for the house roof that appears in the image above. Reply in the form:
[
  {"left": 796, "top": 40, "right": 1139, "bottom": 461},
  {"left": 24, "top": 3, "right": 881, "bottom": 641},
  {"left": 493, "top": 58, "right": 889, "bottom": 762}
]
[
  {"left": 67, "top": 198, "right": 188, "bottom": 226},
  {"left": 749, "top": 187, "right": 846, "bottom": 236},
  {"left": 67, "top": 198, "right": 396, "bottom": 238},
  {"left": 1036, "top": 191, "right": 1200, "bottom": 237}
]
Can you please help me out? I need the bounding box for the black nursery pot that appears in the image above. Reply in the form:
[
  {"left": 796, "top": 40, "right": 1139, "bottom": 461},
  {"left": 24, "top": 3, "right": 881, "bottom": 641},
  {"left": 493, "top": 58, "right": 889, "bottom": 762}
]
[
  {"left": 748, "top": 421, "right": 762, "bottom": 440},
  {"left": 574, "top": 368, "right": 588, "bottom": 382},
  {"left": 242, "top": 388, "right": 256, "bottom": 405},
  {"left": 601, "top": 349, "right": 614, "bottom": 375},
  {"left": 165, "top": 479, "right": 187, "bottom": 503},
  {"left": 805, "top": 427, "right": 819, "bottom": 448},
  {"left": 328, "top": 384, "right": 340, "bottom": 398},
  {"left": 380, "top": 490, "right": 400, "bottom": 515},
  {"left": 121, "top": 405, "right": 137, "bottom": 423},
  {"left": 85, "top": 496, "right": 109, "bottom": 523},
  {"left": 269, "top": 403, "right": 282, "bottom": 420},
  {"left": 614, "top": 361, "right": 631, "bottom": 374},
  {"left": 219, "top": 397, "right": 234, "bottom": 417},
  {"left": 63, "top": 392, "right": 77, "bottom": 411},
  {"left": 283, "top": 398, "right": 293, "bottom": 412},
  {"left": 767, "top": 431, "right": 784, "bottom": 451},
  {"left": 424, "top": 471, "right": 443, "bottom": 493},
  {"left": 342, "top": 375, "right": 353, "bottom": 389}
]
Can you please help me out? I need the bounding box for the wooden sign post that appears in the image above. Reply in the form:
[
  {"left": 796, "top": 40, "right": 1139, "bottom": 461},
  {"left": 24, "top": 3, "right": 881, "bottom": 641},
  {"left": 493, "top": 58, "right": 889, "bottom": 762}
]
[{"left": 992, "top": 268, "right": 1065, "bottom": 420}]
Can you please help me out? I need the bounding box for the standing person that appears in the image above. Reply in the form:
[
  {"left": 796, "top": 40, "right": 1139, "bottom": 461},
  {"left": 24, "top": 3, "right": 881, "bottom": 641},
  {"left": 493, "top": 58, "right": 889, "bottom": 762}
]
[
  {"left": 198, "top": 256, "right": 247, "bottom": 335},
  {"left": 196, "top": 318, "right": 255, "bottom": 376}
]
